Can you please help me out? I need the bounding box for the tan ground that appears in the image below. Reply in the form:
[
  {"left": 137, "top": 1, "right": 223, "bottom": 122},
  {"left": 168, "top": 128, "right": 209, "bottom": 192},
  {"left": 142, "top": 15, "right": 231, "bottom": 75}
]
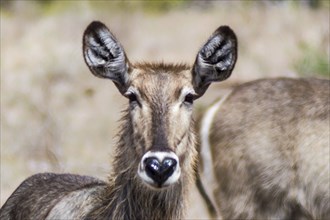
[{"left": 1, "top": 1, "right": 329, "bottom": 218}]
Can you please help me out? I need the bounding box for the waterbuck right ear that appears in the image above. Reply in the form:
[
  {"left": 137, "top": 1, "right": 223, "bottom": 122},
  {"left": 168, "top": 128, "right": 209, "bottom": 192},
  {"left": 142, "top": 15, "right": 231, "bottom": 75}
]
[
  {"left": 192, "top": 26, "right": 237, "bottom": 98},
  {"left": 83, "top": 21, "right": 130, "bottom": 94}
]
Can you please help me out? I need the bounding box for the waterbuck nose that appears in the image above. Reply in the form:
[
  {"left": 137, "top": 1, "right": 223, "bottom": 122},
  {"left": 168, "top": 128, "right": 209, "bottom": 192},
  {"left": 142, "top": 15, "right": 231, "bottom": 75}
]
[
  {"left": 138, "top": 151, "right": 181, "bottom": 188},
  {"left": 144, "top": 157, "right": 177, "bottom": 186}
]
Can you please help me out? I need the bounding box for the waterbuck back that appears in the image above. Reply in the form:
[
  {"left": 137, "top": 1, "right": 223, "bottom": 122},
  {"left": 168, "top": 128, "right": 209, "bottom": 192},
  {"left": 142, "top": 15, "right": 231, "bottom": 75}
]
[{"left": 200, "top": 77, "right": 330, "bottom": 219}]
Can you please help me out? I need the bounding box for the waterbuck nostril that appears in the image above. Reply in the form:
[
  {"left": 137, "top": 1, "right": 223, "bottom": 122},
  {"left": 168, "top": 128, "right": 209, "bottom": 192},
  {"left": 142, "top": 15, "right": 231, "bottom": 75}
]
[
  {"left": 145, "top": 157, "right": 161, "bottom": 181},
  {"left": 144, "top": 157, "right": 177, "bottom": 186},
  {"left": 161, "top": 158, "right": 177, "bottom": 181}
]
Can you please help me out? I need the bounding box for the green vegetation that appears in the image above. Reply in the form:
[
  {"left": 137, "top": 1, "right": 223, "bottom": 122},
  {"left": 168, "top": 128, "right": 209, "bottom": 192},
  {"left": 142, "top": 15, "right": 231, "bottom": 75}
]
[
  {"left": 1, "top": 0, "right": 191, "bottom": 15},
  {"left": 294, "top": 44, "right": 330, "bottom": 78}
]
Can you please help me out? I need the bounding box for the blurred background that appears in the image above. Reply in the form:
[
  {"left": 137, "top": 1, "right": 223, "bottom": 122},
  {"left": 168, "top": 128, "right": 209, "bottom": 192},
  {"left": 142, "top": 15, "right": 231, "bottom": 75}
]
[{"left": 1, "top": 0, "right": 329, "bottom": 218}]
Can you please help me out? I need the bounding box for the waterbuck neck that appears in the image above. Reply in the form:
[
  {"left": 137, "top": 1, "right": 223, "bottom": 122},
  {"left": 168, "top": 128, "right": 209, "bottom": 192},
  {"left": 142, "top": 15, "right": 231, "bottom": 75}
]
[{"left": 88, "top": 111, "right": 196, "bottom": 219}]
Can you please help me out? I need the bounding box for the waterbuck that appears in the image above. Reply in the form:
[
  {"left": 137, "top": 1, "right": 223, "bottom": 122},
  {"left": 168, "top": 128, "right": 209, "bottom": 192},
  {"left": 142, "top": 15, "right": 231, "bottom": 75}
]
[
  {"left": 200, "top": 77, "right": 330, "bottom": 219},
  {"left": 0, "top": 21, "right": 237, "bottom": 219}
]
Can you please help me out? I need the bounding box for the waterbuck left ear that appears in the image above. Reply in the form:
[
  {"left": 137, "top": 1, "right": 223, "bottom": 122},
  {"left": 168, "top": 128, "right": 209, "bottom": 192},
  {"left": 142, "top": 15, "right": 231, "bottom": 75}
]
[
  {"left": 83, "top": 21, "right": 131, "bottom": 95},
  {"left": 192, "top": 26, "right": 237, "bottom": 97}
]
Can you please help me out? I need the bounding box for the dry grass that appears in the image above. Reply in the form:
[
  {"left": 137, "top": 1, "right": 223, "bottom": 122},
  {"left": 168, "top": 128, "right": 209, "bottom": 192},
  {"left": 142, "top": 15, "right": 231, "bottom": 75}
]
[{"left": 1, "top": 1, "right": 329, "bottom": 218}]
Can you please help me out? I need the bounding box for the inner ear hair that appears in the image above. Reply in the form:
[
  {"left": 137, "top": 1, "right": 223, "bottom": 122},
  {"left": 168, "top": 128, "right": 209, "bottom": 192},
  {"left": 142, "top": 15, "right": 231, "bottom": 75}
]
[
  {"left": 83, "top": 21, "right": 130, "bottom": 94},
  {"left": 193, "top": 26, "right": 237, "bottom": 97}
]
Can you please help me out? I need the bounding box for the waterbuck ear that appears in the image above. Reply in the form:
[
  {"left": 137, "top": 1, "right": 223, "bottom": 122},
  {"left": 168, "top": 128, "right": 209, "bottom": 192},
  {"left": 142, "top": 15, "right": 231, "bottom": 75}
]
[
  {"left": 192, "top": 26, "right": 237, "bottom": 97},
  {"left": 83, "top": 21, "right": 130, "bottom": 94}
]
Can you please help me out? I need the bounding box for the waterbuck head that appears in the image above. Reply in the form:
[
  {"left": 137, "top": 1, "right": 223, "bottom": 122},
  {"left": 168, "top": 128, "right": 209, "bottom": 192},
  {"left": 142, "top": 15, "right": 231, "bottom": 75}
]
[{"left": 83, "top": 21, "right": 237, "bottom": 189}]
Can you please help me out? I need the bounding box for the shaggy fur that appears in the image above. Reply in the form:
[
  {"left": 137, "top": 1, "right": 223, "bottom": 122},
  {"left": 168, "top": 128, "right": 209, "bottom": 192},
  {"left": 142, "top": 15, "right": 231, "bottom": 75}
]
[{"left": 1, "top": 21, "right": 237, "bottom": 219}]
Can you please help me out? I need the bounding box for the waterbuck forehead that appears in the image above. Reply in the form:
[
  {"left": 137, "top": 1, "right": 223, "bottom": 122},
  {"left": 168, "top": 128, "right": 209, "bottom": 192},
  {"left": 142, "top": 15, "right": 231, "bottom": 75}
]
[{"left": 128, "top": 63, "right": 194, "bottom": 103}]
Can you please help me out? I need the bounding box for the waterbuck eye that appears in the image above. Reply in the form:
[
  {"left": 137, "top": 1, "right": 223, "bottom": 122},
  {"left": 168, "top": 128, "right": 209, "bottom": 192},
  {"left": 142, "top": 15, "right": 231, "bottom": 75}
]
[
  {"left": 128, "top": 93, "right": 137, "bottom": 103},
  {"left": 126, "top": 92, "right": 142, "bottom": 108},
  {"left": 184, "top": 93, "right": 194, "bottom": 104}
]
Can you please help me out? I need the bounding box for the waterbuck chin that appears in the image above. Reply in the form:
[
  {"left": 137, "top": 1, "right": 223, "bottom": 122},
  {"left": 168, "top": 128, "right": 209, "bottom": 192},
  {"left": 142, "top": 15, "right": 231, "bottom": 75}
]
[
  {"left": 200, "top": 77, "right": 330, "bottom": 219},
  {"left": 0, "top": 21, "right": 237, "bottom": 219}
]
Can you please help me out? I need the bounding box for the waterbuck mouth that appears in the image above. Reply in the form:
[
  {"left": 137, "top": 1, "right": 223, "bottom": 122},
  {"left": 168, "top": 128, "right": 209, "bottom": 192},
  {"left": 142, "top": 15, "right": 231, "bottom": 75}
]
[{"left": 138, "top": 151, "right": 181, "bottom": 189}]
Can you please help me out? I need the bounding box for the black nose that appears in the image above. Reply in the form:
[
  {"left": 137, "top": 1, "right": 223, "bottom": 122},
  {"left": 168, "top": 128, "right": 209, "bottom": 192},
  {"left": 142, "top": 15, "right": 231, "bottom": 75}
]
[{"left": 144, "top": 157, "right": 177, "bottom": 186}]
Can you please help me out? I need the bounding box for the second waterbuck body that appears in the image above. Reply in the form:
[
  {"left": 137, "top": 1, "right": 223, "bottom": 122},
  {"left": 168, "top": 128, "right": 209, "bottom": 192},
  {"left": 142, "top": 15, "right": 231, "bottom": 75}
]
[
  {"left": 0, "top": 21, "right": 238, "bottom": 219},
  {"left": 200, "top": 77, "right": 330, "bottom": 219}
]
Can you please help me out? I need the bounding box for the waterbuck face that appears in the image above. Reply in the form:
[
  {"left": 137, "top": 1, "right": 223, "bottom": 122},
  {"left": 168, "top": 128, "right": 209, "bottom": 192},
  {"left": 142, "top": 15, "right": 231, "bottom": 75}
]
[
  {"left": 127, "top": 65, "right": 195, "bottom": 188},
  {"left": 83, "top": 21, "right": 237, "bottom": 189}
]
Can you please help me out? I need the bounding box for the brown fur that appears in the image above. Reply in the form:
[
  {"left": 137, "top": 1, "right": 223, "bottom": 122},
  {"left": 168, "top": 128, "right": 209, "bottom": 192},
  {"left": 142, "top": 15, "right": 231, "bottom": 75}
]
[
  {"left": 1, "top": 21, "right": 238, "bottom": 219},
  {"left": 0, "top": 64, "right": 198, "bottom": 220},
  {"left": 201, "top": 77, "right": 330, "bottom": 219}
]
